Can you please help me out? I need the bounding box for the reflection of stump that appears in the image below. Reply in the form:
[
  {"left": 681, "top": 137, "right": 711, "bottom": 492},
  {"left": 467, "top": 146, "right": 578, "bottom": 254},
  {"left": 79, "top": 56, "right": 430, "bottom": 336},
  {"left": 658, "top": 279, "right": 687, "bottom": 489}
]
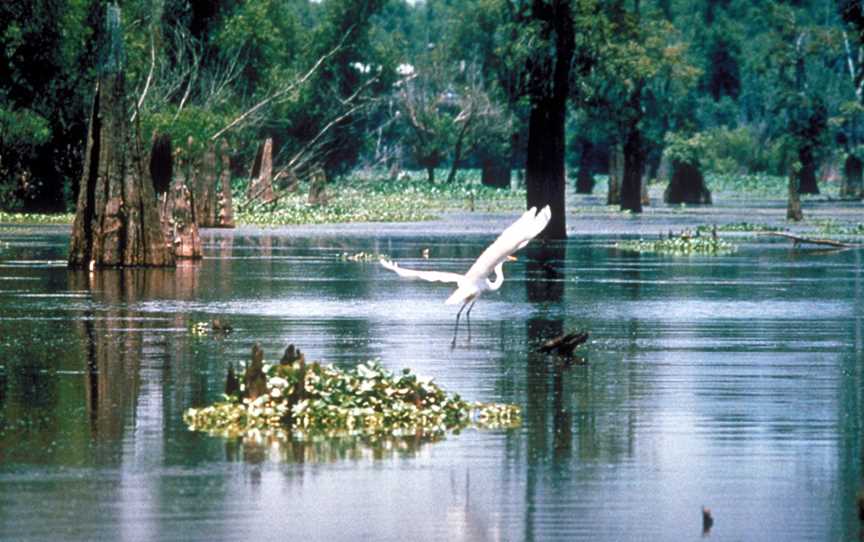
[
  {"left": 843, "top": 154, "right": 863, "bottom": 200},
  {"left": 787, "top": 168, "right": 803, "bottom": 221},
  {"left": 247, "top": 138, "right": 276, "bottom": 205},
  {"left": 664, "top": 161, "right": 711, "bottom": 204},
  {"left": 68, "top": 4, "right": 173, "bottom": 269},
  {"left": 308, "top": 167, "right": 328, "bottom": 205}
]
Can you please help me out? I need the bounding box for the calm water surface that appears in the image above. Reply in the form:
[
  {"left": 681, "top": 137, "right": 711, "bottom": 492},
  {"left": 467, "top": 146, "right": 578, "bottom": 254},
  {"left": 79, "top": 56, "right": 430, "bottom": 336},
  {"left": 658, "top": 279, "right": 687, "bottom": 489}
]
[{"left": 0, "top": 217, "right": 862, "bottom": 541}]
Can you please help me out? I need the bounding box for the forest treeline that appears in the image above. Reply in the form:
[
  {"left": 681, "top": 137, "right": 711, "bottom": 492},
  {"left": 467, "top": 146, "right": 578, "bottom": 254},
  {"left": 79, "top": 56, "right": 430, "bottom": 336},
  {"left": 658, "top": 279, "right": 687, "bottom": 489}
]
[{"left": 1, "top": 0, "right": 864, "bottom": 218}]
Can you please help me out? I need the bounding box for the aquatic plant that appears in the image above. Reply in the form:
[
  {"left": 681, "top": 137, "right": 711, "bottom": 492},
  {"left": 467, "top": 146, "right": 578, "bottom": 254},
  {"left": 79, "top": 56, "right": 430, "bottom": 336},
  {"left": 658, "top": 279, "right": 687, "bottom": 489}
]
[
  {"left": 615, "top": 231, "right": 737, "bottom": 255},
  {"left": 0, "top": 211, "right": 75, "bottom": 224},
  {"left": 234, "top": 174, "right": 524, "bottom": 226},
  {"left": 695, "top": 222, "right": 785, "bottom": 233},
  {"left": 810, "top": 219, "right": 864, "bottom": 237},
  {"left": 184, "top": 356, "right": 521, "bottom": 440}
]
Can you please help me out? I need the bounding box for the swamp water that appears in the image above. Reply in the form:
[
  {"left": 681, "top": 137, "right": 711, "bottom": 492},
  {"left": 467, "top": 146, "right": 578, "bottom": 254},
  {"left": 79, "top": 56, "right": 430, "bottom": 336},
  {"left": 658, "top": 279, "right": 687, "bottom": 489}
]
[{"left": 0, "top": 215, "right": 863, "bottom": 541}]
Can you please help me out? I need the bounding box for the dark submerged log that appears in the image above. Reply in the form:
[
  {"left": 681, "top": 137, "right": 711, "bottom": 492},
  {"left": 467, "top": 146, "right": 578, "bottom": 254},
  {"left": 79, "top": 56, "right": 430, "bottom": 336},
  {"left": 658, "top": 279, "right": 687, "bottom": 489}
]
[{"left": 68, "top": 3, "right": 173, "bottom": 269}]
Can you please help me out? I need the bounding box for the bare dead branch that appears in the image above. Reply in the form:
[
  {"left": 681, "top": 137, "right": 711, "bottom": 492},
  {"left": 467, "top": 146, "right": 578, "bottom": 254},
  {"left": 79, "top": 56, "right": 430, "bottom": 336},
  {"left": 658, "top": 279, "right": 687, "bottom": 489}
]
[{"left": 210, "top": 29, "right": 354, "bottom": 141}]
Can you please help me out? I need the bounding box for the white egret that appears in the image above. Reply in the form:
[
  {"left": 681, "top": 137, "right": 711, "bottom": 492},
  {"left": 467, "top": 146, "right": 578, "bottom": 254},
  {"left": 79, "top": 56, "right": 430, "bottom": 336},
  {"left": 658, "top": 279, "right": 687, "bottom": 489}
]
[{"left": 380, "top": 205, "right": 551, "bottom": 345}]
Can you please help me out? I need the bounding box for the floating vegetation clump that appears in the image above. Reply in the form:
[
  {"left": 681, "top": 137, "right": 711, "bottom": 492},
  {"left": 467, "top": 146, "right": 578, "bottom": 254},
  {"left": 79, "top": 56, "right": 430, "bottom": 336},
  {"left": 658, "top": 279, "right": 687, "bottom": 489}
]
[
  {"left": 0, "top": 212, "right": 75, "bottom": 225},
  {"left": 615, "top": 231, "right": 736, "bottom": 255},
  {"left": 340, "top": 251, "right": 388, "bottom": 262},
  {"left": 184, "top": 345, "right": 521, "bottom": 441},
  {"left": 695, "top": 222, "right": 784, "bottom": 233}
]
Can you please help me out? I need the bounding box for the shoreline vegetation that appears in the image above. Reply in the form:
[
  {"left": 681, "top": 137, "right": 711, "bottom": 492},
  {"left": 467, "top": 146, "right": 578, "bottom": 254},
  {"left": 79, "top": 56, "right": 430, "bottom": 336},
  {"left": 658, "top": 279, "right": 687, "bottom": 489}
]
[{"left": 1, "top": 170, "right": 860, "bottom": 228}]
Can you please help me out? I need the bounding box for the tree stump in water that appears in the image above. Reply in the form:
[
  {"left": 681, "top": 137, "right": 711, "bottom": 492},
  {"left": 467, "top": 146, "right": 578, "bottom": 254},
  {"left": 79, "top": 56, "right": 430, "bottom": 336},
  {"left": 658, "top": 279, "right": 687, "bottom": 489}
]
[
  {"left": 787, "top": 167, "right": 803, "bottom": 221},
  {"left": 247, "top": 138, "right": 276, "bottom": 205},
  {"left": 68, "top": 4, "right": 173, "bottom": 269},
  {"left": 308, "top": 167, "right": 329, "bottom": 205},
  {"left": 194, "top": 144, "right": 218, "bottom": 227},
  {"left": 158, "top": 136, "right": 202, "bottom": 259},
  {"left": 664, "top": 161, "right": 711, "bottom": 204},
  {"left": 216, "top": 140, "right": 235, "bottom": 227}
]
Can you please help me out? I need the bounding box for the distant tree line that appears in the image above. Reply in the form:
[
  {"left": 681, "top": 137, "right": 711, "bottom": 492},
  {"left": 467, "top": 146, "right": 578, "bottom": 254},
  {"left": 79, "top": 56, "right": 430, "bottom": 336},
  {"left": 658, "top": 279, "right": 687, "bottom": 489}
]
[{"left": 1, "top": 0, "right": 862, "bottom": 229}]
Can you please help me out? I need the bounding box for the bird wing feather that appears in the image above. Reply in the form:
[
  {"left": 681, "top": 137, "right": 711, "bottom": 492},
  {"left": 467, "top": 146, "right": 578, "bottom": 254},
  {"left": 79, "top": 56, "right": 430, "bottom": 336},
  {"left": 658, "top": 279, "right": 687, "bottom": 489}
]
[
  {"left": 463, "top": 205, "right": 551, "bottom": 280},
  {"left": 379, "top": 259, "right": 463, "bottom": 283}
]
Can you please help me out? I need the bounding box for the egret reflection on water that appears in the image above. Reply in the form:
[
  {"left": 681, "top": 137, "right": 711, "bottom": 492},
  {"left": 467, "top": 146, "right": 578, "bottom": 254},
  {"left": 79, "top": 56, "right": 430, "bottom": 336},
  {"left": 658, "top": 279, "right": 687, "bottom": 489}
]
[{"left": 380, "top": 205, "right": 551, "bottom": 346}]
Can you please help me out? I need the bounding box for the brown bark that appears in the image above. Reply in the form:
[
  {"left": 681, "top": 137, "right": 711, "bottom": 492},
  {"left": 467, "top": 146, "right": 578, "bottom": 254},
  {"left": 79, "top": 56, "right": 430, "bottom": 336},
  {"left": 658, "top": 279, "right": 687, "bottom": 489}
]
[
  {"left": 216, "top": 140, "right": 235, "bottom": 227},
  {"left": 194, "top": 144, "right": 218, "bottom": 227},
  {"left": 157, "top": 137, "right": 202, "bottom": 259},
  {"left": 247, "top": 138, "right": 276, "bottom": 204},
  {"left": 68, "top": 4, "right": 173, "bottom": 269}
]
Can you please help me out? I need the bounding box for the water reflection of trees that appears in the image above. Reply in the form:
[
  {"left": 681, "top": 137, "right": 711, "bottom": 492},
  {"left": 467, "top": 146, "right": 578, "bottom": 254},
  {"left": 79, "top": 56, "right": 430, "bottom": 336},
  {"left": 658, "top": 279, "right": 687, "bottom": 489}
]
[{"left": 222, "top": 431, "right": 443, "bottom": 465}]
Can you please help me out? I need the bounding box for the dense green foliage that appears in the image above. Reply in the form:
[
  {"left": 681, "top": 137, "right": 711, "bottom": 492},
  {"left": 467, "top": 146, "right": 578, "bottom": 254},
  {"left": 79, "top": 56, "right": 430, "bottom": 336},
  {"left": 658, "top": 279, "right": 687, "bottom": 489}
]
[
  {"left": 1, "top": 0, "right": 862, "bottom": 214},
  {"left": 184, "top": 358, "right": 520, "bottom": 439}
]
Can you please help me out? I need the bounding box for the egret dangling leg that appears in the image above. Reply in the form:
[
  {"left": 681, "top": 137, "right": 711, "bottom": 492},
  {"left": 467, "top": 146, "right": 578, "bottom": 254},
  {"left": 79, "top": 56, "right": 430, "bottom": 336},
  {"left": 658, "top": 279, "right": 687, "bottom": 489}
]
[
  {"left": 451, "top": 296, "right": 475, "bottom": 348},
  {"left": 465, "top": 298, "right": 478, "bottom": 342}
]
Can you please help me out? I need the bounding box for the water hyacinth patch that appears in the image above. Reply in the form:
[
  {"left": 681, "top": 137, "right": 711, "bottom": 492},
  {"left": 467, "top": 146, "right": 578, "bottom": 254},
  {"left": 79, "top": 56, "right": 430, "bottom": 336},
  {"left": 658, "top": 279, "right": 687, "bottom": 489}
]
[
  {"left": 184, "top": 358, "right": 521, "bottom": 441},
  {"left": 615, "top": 231, "right": 737, "bottom": 255}
]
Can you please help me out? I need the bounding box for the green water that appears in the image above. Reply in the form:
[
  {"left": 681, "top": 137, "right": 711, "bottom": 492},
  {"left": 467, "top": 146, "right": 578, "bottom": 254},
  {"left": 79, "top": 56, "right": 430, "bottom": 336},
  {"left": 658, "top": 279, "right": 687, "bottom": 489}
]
[{"left": 0, "top": 220, "right": 862, "bottom": 541}]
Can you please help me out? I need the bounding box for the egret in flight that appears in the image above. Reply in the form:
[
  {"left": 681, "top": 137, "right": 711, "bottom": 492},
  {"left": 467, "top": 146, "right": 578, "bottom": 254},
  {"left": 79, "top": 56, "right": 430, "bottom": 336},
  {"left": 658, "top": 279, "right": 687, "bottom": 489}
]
[{"left": 380, "top": 205, "right": 551, "bottom": 346}]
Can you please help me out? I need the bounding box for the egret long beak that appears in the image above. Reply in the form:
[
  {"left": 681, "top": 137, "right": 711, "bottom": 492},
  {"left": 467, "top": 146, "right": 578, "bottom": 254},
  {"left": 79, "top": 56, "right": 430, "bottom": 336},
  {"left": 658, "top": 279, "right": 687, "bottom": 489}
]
[{"left": 507, "top": 255, "right": 518, "bottom": 262}]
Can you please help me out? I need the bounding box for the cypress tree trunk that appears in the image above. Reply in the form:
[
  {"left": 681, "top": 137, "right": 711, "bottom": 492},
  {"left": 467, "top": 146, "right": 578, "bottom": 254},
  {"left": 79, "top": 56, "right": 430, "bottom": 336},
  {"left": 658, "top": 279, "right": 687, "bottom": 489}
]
[
  {"left": 843, "top": 154, "right": 863, "bottom": 199},
  {"left": 664, "top": 161, "right": 712, "bottom": 204},
  {"left": 797, "top": 145, "right": 819, "bottom": 194},
  {"left": 620, "top": 127, "right": 644, "bottom": 213},
  {"left": 525, "top": 0, "right": 573, "bottom": 239},
  {"left": 607, "top": 143, "right": 623, "bottom": 205},
  {"left": 787, "top": 166, "right": 803, "bottom": 221},
  {"left": 68, "top": 3, "right": 173, "bottom": 269},
  {"left": 575, "top": 139, "right": 595, "bottom": 194},
  {"left": 481, "top": 158, "right": 511, "bottom": 188}
]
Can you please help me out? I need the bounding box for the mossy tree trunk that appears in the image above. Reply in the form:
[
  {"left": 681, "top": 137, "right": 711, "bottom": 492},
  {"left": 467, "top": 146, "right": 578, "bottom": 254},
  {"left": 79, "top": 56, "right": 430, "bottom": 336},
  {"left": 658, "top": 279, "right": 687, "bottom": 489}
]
[{"left": 68, "top": 3, "right": 173, "bottom": 269}]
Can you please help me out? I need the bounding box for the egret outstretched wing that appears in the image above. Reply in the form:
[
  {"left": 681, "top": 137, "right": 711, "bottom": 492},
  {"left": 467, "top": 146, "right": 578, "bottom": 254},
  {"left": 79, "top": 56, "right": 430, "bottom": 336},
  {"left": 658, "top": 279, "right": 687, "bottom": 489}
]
[
  {"left": 379, "top": 259, "right": 463, "bottom": 284},
  {"left": 464, "top": 205, "right": 551, "bottom": 280}
]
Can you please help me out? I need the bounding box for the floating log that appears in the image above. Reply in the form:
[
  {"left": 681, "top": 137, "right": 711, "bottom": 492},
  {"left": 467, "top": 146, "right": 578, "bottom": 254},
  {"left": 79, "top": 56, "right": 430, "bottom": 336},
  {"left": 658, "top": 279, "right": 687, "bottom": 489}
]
[
  {"left": 538, "top": 330, "right": 590, "bottom": 357},
  {"left": 68, "top": 3, "right": 174, "bottom": 269},
  {"left": 764, "top": 231, "right": 862, "bottom": 249}
]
